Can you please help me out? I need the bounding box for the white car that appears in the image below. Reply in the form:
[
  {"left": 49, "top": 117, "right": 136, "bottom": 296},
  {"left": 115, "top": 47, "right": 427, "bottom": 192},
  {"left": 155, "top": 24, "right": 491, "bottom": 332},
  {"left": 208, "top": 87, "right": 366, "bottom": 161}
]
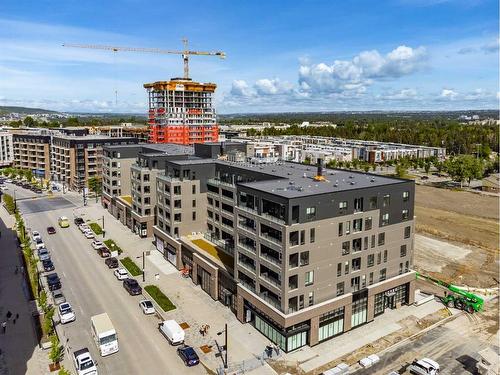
[
  {"left": 32, "top": 231, "right": 42, "bottom": 242},
  {"left": 139, "top": 300, "right": 155, "bottom": 315},
  {"left": 35, "top": 239, "right": 45, "bottom": 250},
  {"left": 58, "top": 302, "right": 76, "bottom": 324},
  {"left": 79, "top": 224, "right": 90, "bottom": 233},
  {"left": 83, "top": 230, "right": 95, "bottom": 239},
  {"left": 91, "top": 240, "right": 105, "bottom": 250},
  {"left": 114, "top": 268, "right": 128, "bottom": 280}
]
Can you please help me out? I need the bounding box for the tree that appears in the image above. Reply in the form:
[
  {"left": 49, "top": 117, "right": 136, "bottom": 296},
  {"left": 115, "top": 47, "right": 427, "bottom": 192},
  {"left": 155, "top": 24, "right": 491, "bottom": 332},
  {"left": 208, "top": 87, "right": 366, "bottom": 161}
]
[
  {"left": 24, "top": 169, "right": 33, "bottom": 183},
  {"left": 88, "top": 176, "right": 102, "bottom": 196},
  {"left": 424, "top": 161, "right": 431, "bottom": 175},
  {"left": 363, "top": 163, "right": 370, "bottom": 173},
  {"left": 395, "top": 163, "right": 408, "bottom": 178},
  {"left": 480, "top": 144, "right": 491, "bottom": 159},
  {"left": 303, "top": 157, "right": 311, "bottom": 165},
  {"left": 23, "top": 116, "right": 35, "bottom": 127},
  {"left": 326, "top": 159, "right": 337, "bottom": 169},
  {"left": 58, "top": 367, "right": 71, "bottom": 375},
  {"left": 49, "top": 334, "right": 64, "bottom": 364},
  {"left": 445, "top": 155, "right": 484, "bottom": 187},
  {"left": 371, "top": 164, "right": 377, "bottom": 172}
]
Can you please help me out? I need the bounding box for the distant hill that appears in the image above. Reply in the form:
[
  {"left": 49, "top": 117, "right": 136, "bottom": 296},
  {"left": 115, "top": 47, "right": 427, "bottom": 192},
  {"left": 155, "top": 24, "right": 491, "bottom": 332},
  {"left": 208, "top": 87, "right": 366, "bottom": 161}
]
[{"left": 0, "top": 106, "right": 59, "bottom": 115}]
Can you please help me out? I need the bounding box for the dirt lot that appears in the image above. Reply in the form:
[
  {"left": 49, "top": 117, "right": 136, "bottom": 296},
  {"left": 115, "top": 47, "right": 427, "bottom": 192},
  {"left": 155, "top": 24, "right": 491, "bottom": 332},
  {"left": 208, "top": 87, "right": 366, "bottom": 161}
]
[{"left": 414, "top": 185, "right": 499, "bottom": 288}]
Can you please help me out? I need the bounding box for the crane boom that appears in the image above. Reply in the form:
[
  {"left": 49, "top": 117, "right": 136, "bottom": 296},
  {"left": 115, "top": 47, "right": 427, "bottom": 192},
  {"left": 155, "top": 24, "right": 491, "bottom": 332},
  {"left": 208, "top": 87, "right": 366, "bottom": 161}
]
[{"left": 62, "top": 39, "right": 226, "bottom": 79}]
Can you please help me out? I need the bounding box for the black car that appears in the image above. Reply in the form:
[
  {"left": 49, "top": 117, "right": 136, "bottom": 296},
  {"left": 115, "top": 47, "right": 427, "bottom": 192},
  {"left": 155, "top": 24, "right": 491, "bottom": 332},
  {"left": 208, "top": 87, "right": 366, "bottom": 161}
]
[
  {"left": 123, "top": 278, "right": 142, "bottom": 295},
  {"left": 104, "top": 257, "right": 119, "bottom": 269},
  {"left": 177, "top": 346, "right": 200, "bottom": 367},
  {"left": 42, "top": 259, "right": 55, "bottom": 272},
  {"left": 74, "top": 217, "right": 84, "bottom": 225},
  {"left": 46, "top": 273, "right": 61, "bottom": 291},
  {"left": 47, "top": 226, "right": 56, "bottom": 235}
]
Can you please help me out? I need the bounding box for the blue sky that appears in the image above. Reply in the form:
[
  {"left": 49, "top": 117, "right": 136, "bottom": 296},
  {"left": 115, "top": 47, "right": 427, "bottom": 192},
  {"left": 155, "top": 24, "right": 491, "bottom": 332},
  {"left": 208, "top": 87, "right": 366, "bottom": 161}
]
[{"left": 0, "top": 0, "right": 498, "bottom": 113}]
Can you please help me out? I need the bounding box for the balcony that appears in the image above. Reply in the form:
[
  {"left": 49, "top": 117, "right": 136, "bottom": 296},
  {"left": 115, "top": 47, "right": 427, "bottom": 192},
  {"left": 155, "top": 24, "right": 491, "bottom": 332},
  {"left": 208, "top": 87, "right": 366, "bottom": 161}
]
[
  {"left": 207, "top": 178, "right": 234, "bottom": 189},
  {"left": 259, "top": 290, "right": 281, "bottom": 310},
  {"left": 237, "top": 239, "right": 256, "bottom": 254},
  {"left": 237, "top": 205, "right": 258, "bottom": 215},
  {"left": 260, "top": 269, "right": 281, "bottom": 288},
  {"left": 260, "top": 212, "right": 286, "bottom": 225}
]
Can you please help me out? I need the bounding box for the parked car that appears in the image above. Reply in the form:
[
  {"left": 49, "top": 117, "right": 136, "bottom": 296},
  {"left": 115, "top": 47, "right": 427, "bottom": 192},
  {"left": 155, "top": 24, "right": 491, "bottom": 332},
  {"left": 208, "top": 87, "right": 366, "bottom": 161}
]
[
  {"left": 38, "top": 248, "right": 50, "bottom": 261},
  {"left": 73, "top": 348, "right": 98, "bottom": 375},
  {"left": 91, "top": 240, "right": 106, "bottom": 250},
  {"left": 46, "top": 273, "right": 61, "bottom": 291},
  {"left": 104, "top": 257, "right": 119, "bottom": 269},
  {"left": 42, "top": 259, "right": 55, "bottom": 272},
  {"left": 32, "top": 231, "right": 42, "bottom": 242},
  {"left": 52, "top": 291, "right": 66, "bottom": 305},
  {"left": 79, "top": 224, "right": 90, "bottom": 233},
  {"left": 84, "top": 230, "right": 95, "bottom": 239},
  {"left": 74, "top": 217, "right": 84, "bottom": 226},
  {"left": 58, "top": 216, "right": 70, "bottom": 228},
  {"left": 123, "top": 278, "right": 142, "bottom": 296},
  {"left": 58, "top": 302, "right": 76, "bottom": 324},
  {"left": 177, "top": 345, "right": 200, "bottom": 367},
  {"left": 409, "top": 358, "right": 440, "bottom": 375},
  {"left": 98, "top": 247, "right": 111, "bottom": 258},
  {"left": 114, "top": 268, "right": 128, "bottom": 280},
  {"left": 34, "top": 188, "right": 42, "bottom": 194},
  {"left": 139, "top": 300, "right": 155, "bottom": 315},
  {"left": 47, "top": 226, "right": 56, "bottom": 235},
  {"left": 35, "top": 238, "right": 45, "bottom": 250}
]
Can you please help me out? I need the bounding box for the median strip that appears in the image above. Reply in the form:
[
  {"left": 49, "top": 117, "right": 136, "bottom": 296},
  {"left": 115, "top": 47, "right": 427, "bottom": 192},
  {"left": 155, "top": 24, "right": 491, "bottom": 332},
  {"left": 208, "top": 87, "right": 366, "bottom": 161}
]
[
  {"left": 88, "top": 222, "right": 103, "bottom": 235},
  {"left": 120, "top": 257, "right": 142, "bottom": 276},
  {"left": 144, "top": 285, "right": 176, "bottom": 312}
]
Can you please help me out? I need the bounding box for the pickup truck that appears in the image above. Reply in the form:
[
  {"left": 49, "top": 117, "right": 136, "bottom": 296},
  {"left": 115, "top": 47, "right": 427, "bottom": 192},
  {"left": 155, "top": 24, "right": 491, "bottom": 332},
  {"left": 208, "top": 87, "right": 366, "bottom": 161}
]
[{"left": 73, "top": 348, "right": 98, "bottom": 375}]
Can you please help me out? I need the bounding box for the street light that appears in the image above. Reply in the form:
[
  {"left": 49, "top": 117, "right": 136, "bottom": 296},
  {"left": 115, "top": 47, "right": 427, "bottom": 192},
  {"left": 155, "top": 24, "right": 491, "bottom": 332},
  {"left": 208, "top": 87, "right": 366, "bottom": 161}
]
[
  {"left": 136, "top": 252, "right": 145, "bottom": 282},
  {"left": 99, "top": 215, "right": 105, "bottom": 238},
  {"left": 217, "top": 323, "right": 228, "bottom": 369}
]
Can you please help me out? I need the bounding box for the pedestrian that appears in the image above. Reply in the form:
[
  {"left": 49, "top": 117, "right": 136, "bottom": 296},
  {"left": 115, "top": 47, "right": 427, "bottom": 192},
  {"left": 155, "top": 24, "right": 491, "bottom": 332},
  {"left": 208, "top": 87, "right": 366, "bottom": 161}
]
[
  {"left": 1, "top": 321, "right": 6, "bottom": 334},
  {"left": 204, "top": 324, "right": 210, "bottom": 336},
  {"left": 5, "top": 311, "right": 11, "bottom": 320},
  {"left": 200, "top": 325, "right": 205, "bottom": 337},
  {"left": 265, "top": 345, "right": 273, "bottom": 358}
]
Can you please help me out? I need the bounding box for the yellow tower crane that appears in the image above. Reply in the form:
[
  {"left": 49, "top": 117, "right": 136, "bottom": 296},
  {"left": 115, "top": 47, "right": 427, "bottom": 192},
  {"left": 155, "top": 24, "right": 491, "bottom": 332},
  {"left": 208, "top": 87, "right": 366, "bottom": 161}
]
[{"left": 62, "top": 38, "right": 226, "bottom": 79}]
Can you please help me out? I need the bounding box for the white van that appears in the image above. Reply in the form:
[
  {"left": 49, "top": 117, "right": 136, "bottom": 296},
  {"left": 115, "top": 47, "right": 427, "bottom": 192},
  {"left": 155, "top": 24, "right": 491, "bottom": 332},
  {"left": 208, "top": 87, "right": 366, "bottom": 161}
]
[
  {"left": 409, "top": 358, "right": 440, "bottom": 375},
  {"left": 158, "top": 320, "right": 185, "bottom": 345},
  {"left": 91, "top": 313, "right": 119, "bottom": 356}
]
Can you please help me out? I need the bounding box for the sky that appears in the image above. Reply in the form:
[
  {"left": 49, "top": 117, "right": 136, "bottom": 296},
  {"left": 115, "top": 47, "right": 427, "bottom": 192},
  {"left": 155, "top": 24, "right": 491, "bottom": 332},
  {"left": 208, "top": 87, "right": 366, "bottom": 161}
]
[{"left": 0, "top": 0, "right": 498, "bottom": 114}]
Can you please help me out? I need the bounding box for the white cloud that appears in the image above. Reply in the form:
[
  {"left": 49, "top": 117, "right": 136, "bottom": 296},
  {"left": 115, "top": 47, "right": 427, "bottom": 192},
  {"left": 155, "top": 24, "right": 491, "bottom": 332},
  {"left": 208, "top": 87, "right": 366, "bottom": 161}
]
[
  {"left": 230, "top": 80, "right": 253, "bottom": 97},
  {"left": 457, "top": 38, "right": 500, "bottom": 55},
  {"left": 254, "top": 78, "right": 293, "bottom": 95},
  {"left": 440, "top": 89, "right": 459, "bottom": 99},
  {"left": 379, "top": 88, "right": 418, "bottom": 100}
]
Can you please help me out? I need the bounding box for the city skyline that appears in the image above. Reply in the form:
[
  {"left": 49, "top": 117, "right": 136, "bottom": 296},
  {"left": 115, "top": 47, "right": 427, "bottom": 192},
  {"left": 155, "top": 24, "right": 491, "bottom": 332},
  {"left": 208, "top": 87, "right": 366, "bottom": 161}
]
[{"left": 0, "top": 0, "right": 498, "bottom": 113}]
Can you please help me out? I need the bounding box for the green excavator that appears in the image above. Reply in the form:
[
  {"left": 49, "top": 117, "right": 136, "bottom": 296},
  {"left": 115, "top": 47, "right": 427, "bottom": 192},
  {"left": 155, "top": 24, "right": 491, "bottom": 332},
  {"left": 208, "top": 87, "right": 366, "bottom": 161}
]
[{"left": 416, "top": 272, "right": 484, "bottom": 313}]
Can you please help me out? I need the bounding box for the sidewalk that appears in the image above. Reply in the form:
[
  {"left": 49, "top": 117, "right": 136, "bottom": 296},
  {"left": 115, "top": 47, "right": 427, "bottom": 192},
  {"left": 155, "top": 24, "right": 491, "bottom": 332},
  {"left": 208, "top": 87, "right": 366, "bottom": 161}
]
[
  {"left": 77, "top": 199, "right": 277, "bottom": 374},
  {"left": 0, "top": 205, "right": 51, "bottom": 375}
]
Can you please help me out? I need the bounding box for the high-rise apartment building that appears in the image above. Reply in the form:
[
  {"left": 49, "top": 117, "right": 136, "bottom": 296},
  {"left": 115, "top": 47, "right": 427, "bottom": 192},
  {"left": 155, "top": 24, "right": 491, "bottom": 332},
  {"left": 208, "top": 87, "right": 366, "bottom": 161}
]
[
  {"left": 12, "top": 133, "right": 52, "bottom": 179},
  {"left": 144, "top": 78, "right": 219, "bottom": 145},
  {"left": 0, "top": 131, "right": 14, "bottom": 167}
]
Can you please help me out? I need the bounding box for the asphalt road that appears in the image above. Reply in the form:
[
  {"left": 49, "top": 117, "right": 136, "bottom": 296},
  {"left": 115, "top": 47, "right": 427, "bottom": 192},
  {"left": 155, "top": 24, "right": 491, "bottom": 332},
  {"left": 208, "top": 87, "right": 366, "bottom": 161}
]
[{"left": 13, "top": 186, "right": 206, "bottom": 374}]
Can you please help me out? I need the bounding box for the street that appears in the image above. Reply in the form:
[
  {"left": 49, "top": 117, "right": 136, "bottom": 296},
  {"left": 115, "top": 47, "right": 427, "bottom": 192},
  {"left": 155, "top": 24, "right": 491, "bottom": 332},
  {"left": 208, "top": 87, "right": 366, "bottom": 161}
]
[{"left": 7, "top": 183, "right": 207, "bottom": 375}]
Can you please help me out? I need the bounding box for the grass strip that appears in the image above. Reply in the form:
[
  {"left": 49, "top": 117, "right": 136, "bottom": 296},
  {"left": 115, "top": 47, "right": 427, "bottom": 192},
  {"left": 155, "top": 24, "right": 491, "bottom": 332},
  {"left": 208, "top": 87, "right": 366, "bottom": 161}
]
[
  {"left": 104, "top": 239, "right": 122, "bottom": 254},
  {"left": 144, "top": 285, "right": 176, "bottom": 312},
  {"left": 120, "top": 257, "right": 142, "bottom": 276},
  {"left": 88, "top": 222, "right": 103, "bottom": 235}
]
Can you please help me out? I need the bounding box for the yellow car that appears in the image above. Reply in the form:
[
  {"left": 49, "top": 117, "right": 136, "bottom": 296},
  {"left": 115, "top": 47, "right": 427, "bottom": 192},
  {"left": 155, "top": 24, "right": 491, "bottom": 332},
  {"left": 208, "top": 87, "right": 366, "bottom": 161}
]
[{"left": 58, "top": 216, "right": 70, "bottom": 228}]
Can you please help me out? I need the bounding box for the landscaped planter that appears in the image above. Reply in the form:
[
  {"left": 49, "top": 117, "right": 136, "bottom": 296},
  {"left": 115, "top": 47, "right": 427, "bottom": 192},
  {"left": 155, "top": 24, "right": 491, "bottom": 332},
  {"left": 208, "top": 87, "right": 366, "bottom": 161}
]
[{"left": 48, "top": 362, "right": 60, "bottom": 372}]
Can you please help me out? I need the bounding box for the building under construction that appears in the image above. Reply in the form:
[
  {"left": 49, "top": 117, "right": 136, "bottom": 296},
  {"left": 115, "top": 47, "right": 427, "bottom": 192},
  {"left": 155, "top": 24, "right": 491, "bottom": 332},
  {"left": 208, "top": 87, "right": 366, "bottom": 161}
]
[{"left": 144, "top": 78, "right": 219, "bottom": 145}]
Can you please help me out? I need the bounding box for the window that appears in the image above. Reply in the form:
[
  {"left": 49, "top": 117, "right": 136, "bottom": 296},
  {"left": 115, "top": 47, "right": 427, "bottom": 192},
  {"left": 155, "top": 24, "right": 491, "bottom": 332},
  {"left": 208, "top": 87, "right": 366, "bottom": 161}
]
[
  {"left": 338, "top": 222, "right": 343, "bottom": 236},
  {"left": 174, "top": 200, "right": 182, "bottom": 208},
  {"left": 364, "top": 236, "right": 368, "bottom": 250},
  {"left": 345, "top": 221, "right": 351, "bottom": 235},
  {"left": 374, "top": 292, "right": 385, "bottom": 316},
  {"left": 336, "top": 282, "right": 344, "bottom": 296},
  {"left": 371, "top": 234, "right": 375, "bottom": 248},
  {"left": 337, "top": 263, "right": 342, "bottom": 277},
  {"left": 351, "top": 276, "right": 360, "bottom": 292},
  {"left": 192, "top": 212, "right": 196, "bottom": 221},
  {"left": 382, "top": 194, "right": 390, "bottom": 207},
  {"left": 378, "top": 233, "right": 385, "bottom": 246},
  {"left": 383, "top": 250, "right": 388, "bottom": 263},
  {"left": 377, "top": 252, "right": 382, "bottom": 265},
  {"left": 192, "top": 199, "right": 196, "bottom": 207},
  {"left": 402, "top": 209, "right": 409, "bottom": 220},
  {"left": 174, "top": 186, "right": 181, "bottom": 195},
  {"left": 144, "top": 208, "right": 151, "bottom": 215},
  {"left": 289, "top": 231, "right": 299, "bottom": 246},
  {"left": 144, "top": 186, "right": 150, "bottom": 194},
  {"left": 144, "top": 197, "right": 150, "bottom": 205},
  {"left": 300, "top": 230, "right": 306, "bottom": 245},
  {"left": 306, "top": 206, "right": 316, "bottom": 219},
  {"left": 405, "top": 260, "right": 409, "bottom": 272},
  {"left": 379, "top": 268, "right": 387, "bottom": 281},
  {"left": 310, "top": 228, "right": 315, "bottom": 243},
  {"left": 192, "top": 185, "right": 196, "bottom": 194},
  {"left": 308, "top": 291, "right": 314, "bottom": 306},
  {"left": 367, "top": 254, "right": 374, "bottom": 267},
  {"left": 305, "top": 271, "right": 314, "bottom": 286},
  {"left": 365, "top": 217, "right": 372, "bottom": 231},
  {"left": 352, "top": 238, "right": 362, "bottom": 252},
  {"left": 319, "top": 307, "right": 344, "bottom": 341},
  {"left": 354, "top": 198, "right": 363, "bottom": 212},
  {"left": 300, "top": 252, "right": 309, "bottom": 266},
  {"left": 289, "top": 253, "right": 299, "bottom": 268},
  {"left": 369, "top": 196, "right": 378, "bottom": 209},
  {"left": 369, "top": 272, "right": 373, "bottom": 285},
  {"left": 400, "top": 245, "right": 407, "bottom": 257},
  {"left": 399, "top": 263, "right": 403, "bottom": 275},
  {"left": 344, "top": 261, "right": 349, "bottom": 275},
  {"left": 342, "top": 241, "right": 350, "bottom": 255},
  {"left": 289, "top": 275, "right": 298, "bottom": 290},
  {"left": 339, "top": 201, "right": 348, "bottom": 210},
  {"left": 404, "top": 226, "right": 411, "bottom": 239},
  {"left": 352, "top": 257, "right": 361, "bottom": 271},
  {"left": 353, "top": 219, "right": 363, "bottom": 232},
  {"left": 351, "top": 294, "right": 368, "bottom": 328},
  {"left": 174, "top": 213, "right": 181, "bottom": 222},
  {"left": 403, "top": 191, "right": 409, "bottom": 201},
  {"left": 381, "top": 213, "right": 389, "bottom": 226}
]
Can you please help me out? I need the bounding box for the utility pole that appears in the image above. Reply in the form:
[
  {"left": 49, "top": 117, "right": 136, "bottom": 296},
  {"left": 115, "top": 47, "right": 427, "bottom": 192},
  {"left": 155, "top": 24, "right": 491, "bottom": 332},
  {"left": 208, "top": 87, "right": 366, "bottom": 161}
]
[
  {"left": 142, "top": 251, "right": 145, "bottom": 282},
  {"left": 217, "top": 323, "right": 228, "bottom": 369}
]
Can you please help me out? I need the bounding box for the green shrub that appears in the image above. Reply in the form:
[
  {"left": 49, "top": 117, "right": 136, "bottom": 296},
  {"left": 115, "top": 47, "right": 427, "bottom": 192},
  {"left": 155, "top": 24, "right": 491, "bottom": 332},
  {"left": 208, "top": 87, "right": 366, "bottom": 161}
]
[
  {"left": 104, "top": 239, "right": 123, "bottom": 255},
  {"left": 49, "top": 334, "right": 64, "bottom": 364},
  {"left": 2, "top": 193, "right": 16, "bottom": 214},
  {"left": 144, "top": 285, "right": 176, "bottom": 312},
  {"left": 120, "top": 257, "right": 142, "bottom": 276},
  {"left": 88, "top": 222, "right": 103, "bottom": 235}
]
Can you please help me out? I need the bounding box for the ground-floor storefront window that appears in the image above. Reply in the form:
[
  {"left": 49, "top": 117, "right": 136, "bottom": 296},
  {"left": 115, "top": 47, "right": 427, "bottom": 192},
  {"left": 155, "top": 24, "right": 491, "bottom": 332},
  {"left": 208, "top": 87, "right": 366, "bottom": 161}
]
[
  {"left": 374, "top": 283, "right": 409, "bottom": 317},
  {"left": 351, "top": 291, "right": 368, "bottom": 328},
  {"left": 318, "top": 307, "right": 344, "bottom": 342},
  {"left": 374, "top": 292, "right": 385, "bottom": 316},
  {"left": 218, "top": 271, "right": 237, "bottom": 312}
]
